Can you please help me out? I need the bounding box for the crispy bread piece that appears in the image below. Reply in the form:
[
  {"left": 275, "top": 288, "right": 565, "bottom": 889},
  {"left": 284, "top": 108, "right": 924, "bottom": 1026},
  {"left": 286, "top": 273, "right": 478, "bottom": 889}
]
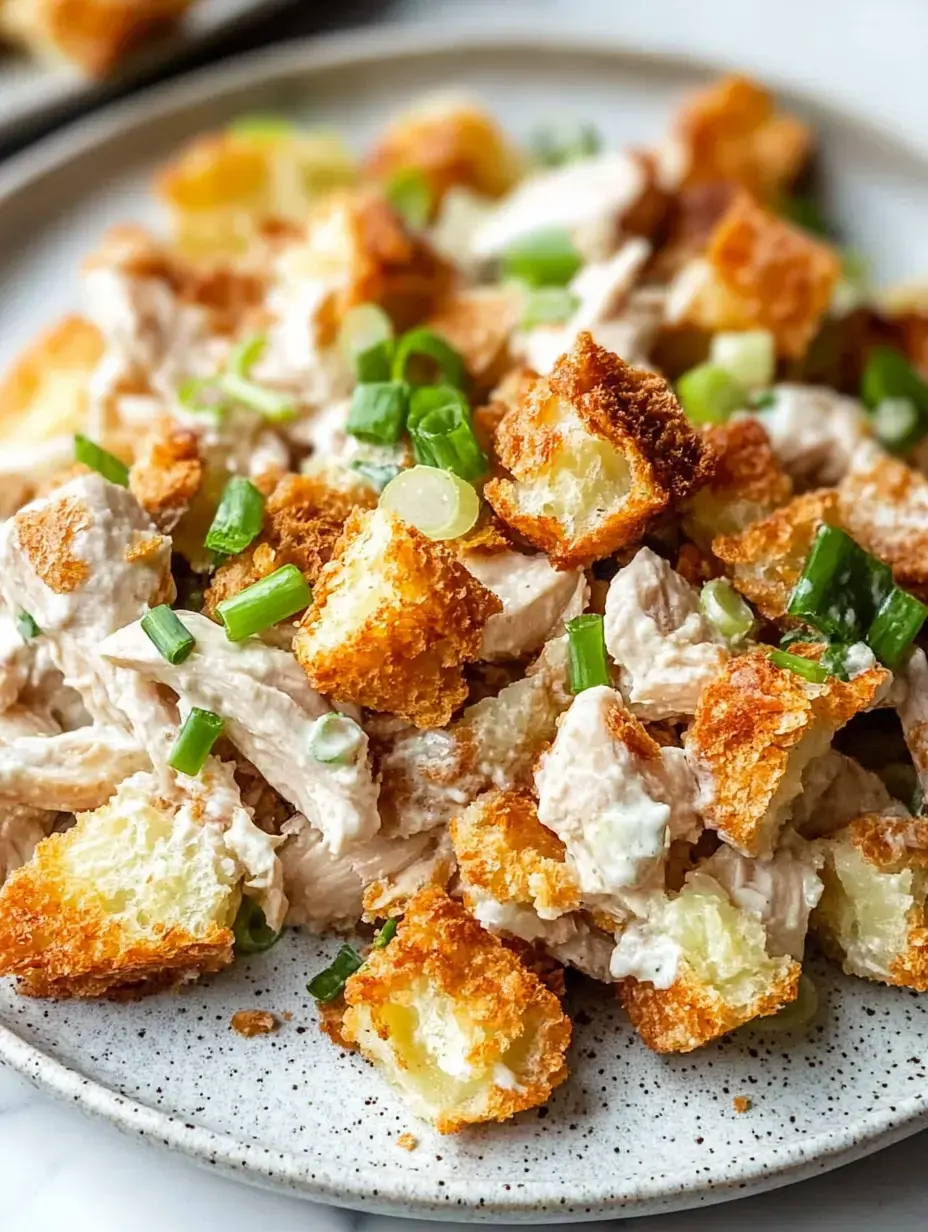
[
  {"left": 0, "top": 774, "right": 240, "bottom": 998},
  {"left": 838, "top": 449, "right": 928, "bottom": 599},
  {"left": 673, "top": 75, "right": 811, "bottom": 199},
  {"left": 812, "top": 814, "right": 928, "bottom": 990},
  {"left": 426, "top": 284, "right": 524, "bottom": 392},
  {"left": 684, "top": 418, "right": 792, "bottom": 547},
  {"left": 367, "top": 98, "right": 523, "bottom": 207},
  {"left": 484, "top": 333, "right": 715, "bottom": 567},
  {"left": 668, "top": 194, "right": 840, "bottom": 359},
  {"left": 712, "top": 488, "right": 841, "bottom": 620},
  {"left": 451, "top": 789, "right": 580, "bottom": 919},
  {"left": 685, "top": 647, "right": 889, "bottom": 858},
  {"left": 294, "top": 507, "right": 501, "bottom": 728},
  {"left": 619, "top": 875, "right": 800, "bottom": 1053},
  {"left": 341, "top": 887, "right": 571, "bottom": 1132},
  {"left": 128, "top": 419, "right": 202, "bottom": 533},
  {"left": 0, "top": 0, "right": 194, "bottom": 76}
]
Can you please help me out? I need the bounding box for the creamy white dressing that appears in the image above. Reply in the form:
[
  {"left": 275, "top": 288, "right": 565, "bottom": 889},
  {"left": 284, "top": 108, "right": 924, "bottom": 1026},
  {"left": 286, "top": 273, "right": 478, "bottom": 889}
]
[{"left": 609, "top": 921, "right": 681, "bottom": 989}]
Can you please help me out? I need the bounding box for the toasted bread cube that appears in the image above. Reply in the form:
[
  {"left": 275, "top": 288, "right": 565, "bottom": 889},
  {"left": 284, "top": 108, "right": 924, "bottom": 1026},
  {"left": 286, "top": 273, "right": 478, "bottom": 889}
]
[
  {"left": 812, "top": 815, "right": 928, "bottom": 990},
  {"left": 426, "top": 285, "right": 524, "bottom": 392},
  {"left": 0, "top": 772, "right": 241, "bottom": 998},
  {"left": 484, "top": 333, "right": 715, "bottom": 567},
  {"left": 128, "top": 420, "right": 202, "bottom": 533},
  {"left": 685, "top": 648, "right": 889, "bottom": 858},
  {"left": 341, "top": 887, "right": 571, "bottom": 1132},
  {"left": 672, "top": 75, "right": 811, "bottom": 199},
  {"left": 618, "top": 874, "right": 800, "bottom": 1053},
  {"left": 838, "top": 446, "right": 928, "bottom": 599},
  {"left": 712, "top": 489, "right": 841, "bottom": 620},
  {"left": 451, "top": 789, "right": 580, "bottom": 919},
  {"left": 366, "top": 97, "right": 523, "bottom": 207},
  {"left": 156, "top": 126, "right": 358, "bottom": 260},
  {"left": 666, "top": 194, "right": 840, "bottom": 358},
  {"left": 294, "top": 507, "right": 501, "bottom": 728},
  {"left": 684, "top": 418, "right": 792, "bottom": 548}
]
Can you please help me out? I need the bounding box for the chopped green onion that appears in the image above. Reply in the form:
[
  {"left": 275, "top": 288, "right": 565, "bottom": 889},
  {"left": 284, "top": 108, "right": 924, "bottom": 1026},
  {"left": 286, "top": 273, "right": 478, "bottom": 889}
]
[
  {"left": 216, "top": 371, "right": 295, "bottom": 421},
  {"left": 786, "top": 524, "right": 892, "bottom": 642},
  {"left": 778, "top": 625, "right": 819, "bottom": 649},
  {"left": 408, "top": 386, "right": 487, "bottom": 481},
  {"left": 233, "top": 897, "right": 283, "bottom": 954},
  {"left": 384, "top": 167, "right": 433, "bottom": 230},
  {"left": 862, "top": 346, "right": 928, "bottom": 440},
  {"left": 228, "top": 335, "right": 267, "bottom": 377},
  {"left": 74, "top": 434, "right": 129, "bottom": 487},
  {"left": 339, "top": 303, "right": 394, "bottom": 382},
  {"left": 350, "top": 461, "right": 402, "bottom": 493},
  {"left": 709, "top": 330, "right": 776, "bottom": 391},
  {"left": 699, "top": 579, "right": 754, "bottom": 642},
  {"left": 676, "top": 363, "right": 747, "bottom": 424},
  {"left": 566, "top": 613, "right": 610, "bottom": 693},
  {"left": 307, "top": 943, "right": 365, "bottom": 1003},
  {"left": 310, "top": 712, "right": 364, "bottom": 764},
  {"left": 521, "top": 287, "right": 579, "bottom": 330},
  {"left": 141, "top": 604, "right": 196, "bottom": 665},
  {"left": 749, "top": 389, "right": 778, "bottom": 411},
  {"left": 818, "top": 642, "right": 854, "bottom": 682},
  {"left": 531, "top": 120, "right": 601, "bottom": 167},
  {"left": 392, "top": 328, "right": 467, "bottom": 390},
  {"left": 373, "top": 918, "right": 397, "bottom": 949},
  {"left": 216, "top": 564, "right": 312, "bottom": 641},
  {"left": 380, "top": 465, "right": 480, "bottom": 540},
  {"left": 767, "top": 649, "right": 830, "bottom": 684},
  {"left": 345, "top": 381, "right": 409, "bottom": 445},
  {"left": 780, "top": 193, "right": 831, "bottom": 238},
  {"left": 177, "top": 377, "right": 224, "bottom": 417},
  {"left": 872, "top": 397, "right": 922, "bottom": 453},
  {"left": 868, "top": 587, "right": 928, "bottom": 670},
  {"left": 169, "top": 706, "right": 224, "bottom": 776},
  {"left": 502, "top": 227, "right": 583, "bottom": 288},
  {"left": 16, "top": 611, "right": 40, "bottom": 640},
  {"left": 758, "top": 973, "right": 818, "bottom": 1032},
  {"left": 230, "top": 113, "right": 296, "bottom": 139},
  {"left": 205, "top": 476, "right": 265, "bottom": 556}
]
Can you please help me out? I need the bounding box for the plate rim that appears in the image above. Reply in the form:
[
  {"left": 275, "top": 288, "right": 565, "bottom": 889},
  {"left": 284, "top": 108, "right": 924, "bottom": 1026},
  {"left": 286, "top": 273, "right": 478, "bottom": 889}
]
[{"left": 1, "top": 23, "right": 927, "bottom": 1220}]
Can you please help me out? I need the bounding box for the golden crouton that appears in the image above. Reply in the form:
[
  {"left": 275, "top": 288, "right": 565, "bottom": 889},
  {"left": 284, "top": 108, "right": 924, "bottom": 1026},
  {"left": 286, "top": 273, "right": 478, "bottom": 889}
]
[
  {"left": 813, "top": 814, "right": 928, "bottom": 990},
  {"left": 620, "top": 875, "right": 800, "bottom": 1052},
  {"left": 451, "top": 790, "right": 580, "bottom": 918},
  {"left": 712, "top": 488, "right": 841, "bottom": 619},
  {"left": 673, "top": 75, "right": 811, "bottom": 200},
  {"left": 684, "top": 418, "right": 792, "bottom": 547},
  {"left": 426, "top": 284, "right": 524, "bottom": 393},
  {"left": 0, "top": 0, "right": 194, "bottom": 77},
  {"left": 838, "top": 451, "right": 928, "bottom": 599},
  {"left": 0, "top": 774, "right": 241, "bottom": 998},
  {"left": 128, "top": 420, "right": 202, "bottom": 533},
  {"left": 367, "top": 98, "right": 523, "bottom": 208},
  {"left": 670, "top": 194, "right": 840, "bottom": 359},
  {"left": 484, "top": 333, "right": 715, "bottom": 567},
  {"left": 341, "top": 887, "right": 571, "bottom": 1132},
  {"left": 157, "top": 125, "right": 358, "bottom": 261},
  {"left": 0, "top": 316, "right": 104, "bottom": 450},
  {"left": 203, "top": 473, "right": 375, "bottom": 620},
  {"left": 685, "top": 648, "right": 889, "bottom": 858},
  {"left": 294, "top": 507, "right": 501, "bottom": 728}
]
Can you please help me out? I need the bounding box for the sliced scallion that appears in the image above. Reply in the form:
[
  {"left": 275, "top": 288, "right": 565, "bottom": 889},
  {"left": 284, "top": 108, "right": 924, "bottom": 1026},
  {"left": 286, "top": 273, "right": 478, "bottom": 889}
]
[
  {"left": 818, "top": 642, "right": 854, "bottom": 682},
  {"left": 501, "top": 227, "right": 582, "bottom": 288},
  {"left": 861, "top": 346, "right": 928, "bottom": 450},
  {"left": 379, "top": 465, "right": 480, "bottom": 541},
  {"left": 168, "top": 707, "right": 224, "bottom": 776},
  {"left": 205, "top": 476, "right": 265, "bottom": 556},
  {"left": 780, "top": 194, "right": 831, "bottom": 238},
  {"left": 786, "top": 524, "right": 893, "bottom": 642},
  {"left": 307, "top": 943, "right": 365, "bottom": 1003},
  {"left": 350, "top": 460, "right": 402, "bottom": 493},
  {"left": 392, "top": 327, "right": 467, "bottom": 390},
  {"left": 217, "top": 371, "right": 295, "bottom": 421},
  {"left": 408, "top": 386, "right": 487, "bottom": 481},
  {"left": 373, "top": 918, "right": 397, "bottom": 949},
  {"left": 16, "top": 611, "right": 40, "bottom": 640},
  {"left": 339, "top": 303, "right": 394, "bottom": 382},
  {"left": 521, "top": 286, "right": 579, "bottom": 330},
  {"left": 216, "top": 564, "right": 312, "bottom": 641},
  {"left": 709, "top": 330, "right": 776, "bottom": 391},
  {"left": 566, "top": 613, "right": 610, "bottom": 694},
  {"left": 384, "top": 167, "right": 433, "bottom": 230},
  {"left": 872, "top": 397, "right": 922, "bottom": 453},
  {"left": 675, "top": 363, "right": 746, "bottom": 424},
  {"left": 345, "top": 381, "right": 409, "bottom": 445},
  {"left": 767, "top": 649, "right": 830, "bottom": 684},
  {"left": 74, "top": 434, "right": 129, "bottom": 487},
  {"left": 531, "top": 120, "right": 601, "bottom": 167},
  {"left": 310, "top": 712, "right": 364, "bottom": 764},
  {"left": 141, "top": 604, "right": 196, "bottom": 665},
  {"left": 699, "top": 579, "right": 754, "bottom": 642},
  {"left": 758, "top": 973, "right": 819, "bottom": 1032},
  {"left": 868, "top": 587, "right": 928, "bottom": 670},
  {"left": 228, "top": 335, "right": 267, "bottom": 377},
  {"left": 233, "top": 897, "right": 283, "bottom": 954}
]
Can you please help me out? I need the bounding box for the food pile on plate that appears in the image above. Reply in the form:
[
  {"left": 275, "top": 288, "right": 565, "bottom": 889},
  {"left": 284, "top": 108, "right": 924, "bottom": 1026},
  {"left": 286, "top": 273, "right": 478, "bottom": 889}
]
[{"left": 0, "top": 76, "right": 926, "bottom": 1134}]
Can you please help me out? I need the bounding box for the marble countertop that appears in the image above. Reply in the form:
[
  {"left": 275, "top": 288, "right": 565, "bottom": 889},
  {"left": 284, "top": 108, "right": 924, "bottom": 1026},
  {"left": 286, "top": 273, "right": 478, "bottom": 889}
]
[{"left": 4, "top": 1, "right": 928, "bottom": 1228}]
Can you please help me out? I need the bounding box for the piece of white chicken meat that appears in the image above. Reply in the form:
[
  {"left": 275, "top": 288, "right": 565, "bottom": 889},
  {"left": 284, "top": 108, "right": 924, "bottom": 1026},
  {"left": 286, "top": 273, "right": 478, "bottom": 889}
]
[{"left": 744, "top": 385, "right": 873, "bottom": 488}]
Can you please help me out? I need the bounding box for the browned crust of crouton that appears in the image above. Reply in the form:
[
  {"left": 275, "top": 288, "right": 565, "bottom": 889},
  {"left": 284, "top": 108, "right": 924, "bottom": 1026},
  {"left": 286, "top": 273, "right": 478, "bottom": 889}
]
[
  {"left": 500, "top": 938, "right": 567, "bottom": 998},
  {"left": 15, "top": 495, "right": 92, "bottom": 594},
  {"left": 426, "top": 285, "right": 523, "bottom": 391},
  {"left": 621, "top": 955, "right": 800, "bottom": 1053},
  {"left": 701, "top": 419, "right": 793, "bottom": 510},
  {"left": 604, "top": 700, "right": 663, "bottom": 761},
  {"left": 128, "top": 420, "right": 202, "bottom": 533},
  {"left": 342, "top": 887, "right": 571, "bottom": 1133},
  {"left": 706, "top": 193, "right": 841, "bottom": 359},
  {"left": 294, "top": 508, "right": 502, "bottom": 728},
  {"left": 204, "top": 473, "right": 375, "bottom": 620},
  {"left": 712, "top": 489, "right": 841, "bottom": 619},
  {"left": 451, "top": 790, "right": 580, "bottom": 916},
  {"left": 686, "top": 648, "right": 888, "bottom": 857},
  {"left": 838, "top": 452, "right": 928, "bottom": 599},
  {"left": 0, "top": 315, "right": 104, "bottom": 439},
  {"left": 0, "top": 831, "right": 233, "bottom": 999},
  {"left": 674, "top": 75, "right": 811, "bottom": 200},
  {"left": 231, "top": 1009, "right": 279, "bottom": 1037},
  {"left": 485, "top": 334, "right": 715, "bottom": 567}
]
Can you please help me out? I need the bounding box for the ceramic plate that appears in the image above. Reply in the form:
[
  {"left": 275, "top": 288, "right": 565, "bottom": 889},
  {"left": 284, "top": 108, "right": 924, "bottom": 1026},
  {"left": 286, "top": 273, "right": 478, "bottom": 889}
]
[{"left": 1, "top": 28, "right": 927, "bottom": 1223}]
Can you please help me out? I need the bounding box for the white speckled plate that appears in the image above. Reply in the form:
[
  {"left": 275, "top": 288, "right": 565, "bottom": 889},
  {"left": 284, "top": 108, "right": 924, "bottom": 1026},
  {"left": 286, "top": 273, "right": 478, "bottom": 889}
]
[{"left": 1, "top": 27, "right": 928, "bottom": 1223}]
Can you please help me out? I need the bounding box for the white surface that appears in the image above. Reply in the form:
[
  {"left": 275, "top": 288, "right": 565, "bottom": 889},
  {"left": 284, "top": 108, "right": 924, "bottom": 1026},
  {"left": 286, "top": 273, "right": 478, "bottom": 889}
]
[{"left": 2, "top": 0, "right": 928, "bottom": 1228}]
